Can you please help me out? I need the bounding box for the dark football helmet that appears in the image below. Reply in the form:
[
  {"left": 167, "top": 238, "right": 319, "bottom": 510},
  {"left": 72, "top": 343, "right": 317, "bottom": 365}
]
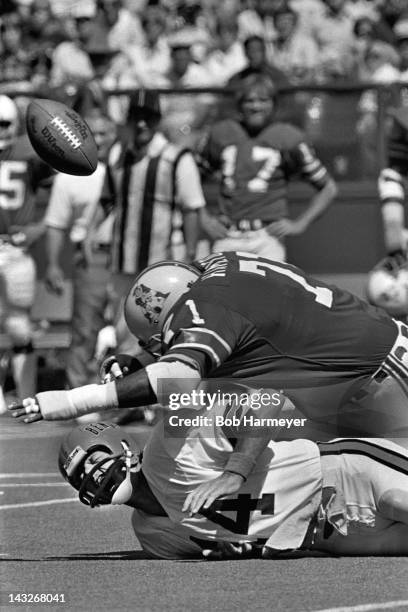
[{"left": 58, "top": 422, "right": 140, "bottom": 507}]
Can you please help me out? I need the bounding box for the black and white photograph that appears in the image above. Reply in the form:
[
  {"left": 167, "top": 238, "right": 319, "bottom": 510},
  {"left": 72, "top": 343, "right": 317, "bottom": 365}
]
[{"left": 1, "top": 0, "right": 408, "bottom": 610}]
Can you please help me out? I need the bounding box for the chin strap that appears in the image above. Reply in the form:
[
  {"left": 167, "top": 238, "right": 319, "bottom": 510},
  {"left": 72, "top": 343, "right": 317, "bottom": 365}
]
[{"left": 111, "top": 441, "right": 134, "bottom": 505}]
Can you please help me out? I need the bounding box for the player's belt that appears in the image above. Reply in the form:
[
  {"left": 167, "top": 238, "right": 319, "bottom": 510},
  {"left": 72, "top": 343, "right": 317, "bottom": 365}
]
[
  {"left": 92, "top": 243, "right": 111, "bottom": 254},
  {"left": 228, "top": 219, "right": 265, "bottom": 231}
]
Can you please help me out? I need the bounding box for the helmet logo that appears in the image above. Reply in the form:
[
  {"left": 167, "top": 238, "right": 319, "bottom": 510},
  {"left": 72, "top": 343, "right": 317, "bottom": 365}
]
[{"left": 133, "top": 283, "right": 169, "bottom": 325}]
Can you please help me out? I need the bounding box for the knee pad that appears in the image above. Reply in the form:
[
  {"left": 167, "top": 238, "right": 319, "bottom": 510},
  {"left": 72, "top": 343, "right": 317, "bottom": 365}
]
[{"left": 5, "top": 314, "right": 33, "bottom": 347}]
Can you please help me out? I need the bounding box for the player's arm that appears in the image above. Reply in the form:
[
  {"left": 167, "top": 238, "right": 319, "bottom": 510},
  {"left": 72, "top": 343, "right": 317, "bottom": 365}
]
[
  {"left": 267, "top": 141, "right": 337, "bottom": 238},
  {"left": 45, "top": 226, "right": 66, "bottom": 295},
  {"left": 8, "top": 298, "right": 240, "bottom": 422},
  {"left": 378, "top": 166, "right": 406, "bottom": 254},
  {"left": 175, "top": 152, "right": 206, "bottom": 262},
  {"left": 182, "top": 390, "right": 289, "bottom": 515},
  {"left": 43, "top": 173, "right": 73, "bottom": 293}
]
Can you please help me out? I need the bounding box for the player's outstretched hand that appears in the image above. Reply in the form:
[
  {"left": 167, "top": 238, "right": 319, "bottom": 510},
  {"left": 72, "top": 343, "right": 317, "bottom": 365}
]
[
  {"left": 202, "top": 541, "right": 254, "bottom": 561},
  {"left": 8, "top": 398, "right": 43, "bottom": 423},
  {"left": 182, "top": 472, "right": 244, "bottom": 516}
]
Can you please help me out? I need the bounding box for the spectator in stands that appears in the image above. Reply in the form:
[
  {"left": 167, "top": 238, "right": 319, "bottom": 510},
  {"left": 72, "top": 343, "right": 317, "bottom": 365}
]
[
  {"left": 22, "top": 0, "right": 67, "bottom": 89},
  {"left": 197, "top": 74, "right": 337, "bottom": 261},
  {"left": 124, "top": 4, "right": 171, "bottom": 88},
  {"left": 311, "top": 0, "right": 356, "bottom": 81},
  {"left": 160, "top": 35, "right": 215, "bottom": 146},
  {"left": 271, "top": 6, "right": 320, "bottom": 84},
  {"left": 374, "top": 0, "right": 408, "bottom": 47},
  {"left": 44, "top": 109, "right": 116, "bottom": 391},
  {"left": 0, "top": 11, "right": 32, "bottom": 91},
  {"left": 394, "top": 20, "right": 408, "bottom": 80},
  {"left": 227, "top": 35, "right": 290, "bottom": 93},
  {"left": 88, "top": 0, "right": 144, "bottom": 52},
  {"left": 350, "top": 16, "right": 378, "bottom": 80},
  {"left": 94, "top": 89, "right": 208, "bottom": 423},
  {"left": 202, "top": 18, "right": 246, "bottom": 86},
  {"left": 50, "top": 2, "right": 96, "bottom": 86},
  {"left": 237, "top": 0, "right": 282, "bottom": 61},
  {"left": 0, "top": 95, "right": 54, "bottom": 410}
]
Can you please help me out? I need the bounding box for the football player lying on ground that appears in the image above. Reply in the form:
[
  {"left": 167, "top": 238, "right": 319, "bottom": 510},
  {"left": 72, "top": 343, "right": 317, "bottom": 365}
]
[
  {"left": 59, "top": 420, "right": 408, "bottom": 559},
  {"left": 9, "top": 251, "right": 408, "bottom": 512}
]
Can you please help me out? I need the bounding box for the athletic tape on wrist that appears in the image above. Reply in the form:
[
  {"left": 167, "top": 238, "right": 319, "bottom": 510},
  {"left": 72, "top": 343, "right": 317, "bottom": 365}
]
[{"left": 36, "top": 383, "right": 119, "bottom": 420}]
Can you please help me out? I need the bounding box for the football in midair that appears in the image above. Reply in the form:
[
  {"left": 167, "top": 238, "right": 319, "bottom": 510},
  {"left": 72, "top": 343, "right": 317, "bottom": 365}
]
[{"left": 26, "top": 98, "right": 98, "bottom": 176}]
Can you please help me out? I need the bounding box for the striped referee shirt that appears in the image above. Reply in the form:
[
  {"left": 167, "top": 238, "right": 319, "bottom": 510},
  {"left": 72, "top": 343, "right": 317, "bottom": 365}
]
[{"left": 102, "top": 133, "right": 206, "bottom": 275}]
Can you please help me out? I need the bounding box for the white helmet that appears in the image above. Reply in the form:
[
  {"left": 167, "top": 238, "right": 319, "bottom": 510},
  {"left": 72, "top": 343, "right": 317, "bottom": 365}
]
[
  {"left": 0, "top": 95, "right": 18, "bottom": 151},
  {"left": 366, "top": 266, "right": 408, "bottom": 316},
  {"left": 124, "top": 261, "right": 200, "bottom": 342}
]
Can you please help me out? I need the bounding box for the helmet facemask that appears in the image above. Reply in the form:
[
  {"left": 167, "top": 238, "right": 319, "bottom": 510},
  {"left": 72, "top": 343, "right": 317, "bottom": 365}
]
[{"left": 58, "top": 423, "right": 140, "bottom": 507}]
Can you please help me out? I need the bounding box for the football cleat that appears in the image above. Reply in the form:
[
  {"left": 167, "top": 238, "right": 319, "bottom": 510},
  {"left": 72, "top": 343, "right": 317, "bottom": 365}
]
[
  {"left": 124, "top": 260, "right": 200, "bottom": 343},
  {"left": 58, "top": 422, "right": 140, "bottom": 507}
]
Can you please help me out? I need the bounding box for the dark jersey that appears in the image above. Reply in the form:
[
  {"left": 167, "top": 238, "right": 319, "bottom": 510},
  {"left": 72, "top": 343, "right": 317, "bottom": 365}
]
[
  {"left": 197, "top": 120, "right": 330, "bottom": 222},
  {"left": 0, "top": 136, "right": 53, "bottom": 234},
  {"left": 159, "top": 253, "right": 397, "bottom": 398}
]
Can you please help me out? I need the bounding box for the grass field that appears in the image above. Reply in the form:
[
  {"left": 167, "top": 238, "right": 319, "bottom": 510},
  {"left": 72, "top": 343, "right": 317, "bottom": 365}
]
[{"left": 1, "top": 416, "right": 408, "bottom": 612}]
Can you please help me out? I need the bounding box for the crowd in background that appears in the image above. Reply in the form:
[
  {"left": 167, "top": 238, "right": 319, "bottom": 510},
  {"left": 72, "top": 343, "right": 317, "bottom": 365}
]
[{"left": 2, "top": 0, "right": 408, "bottom": 100}]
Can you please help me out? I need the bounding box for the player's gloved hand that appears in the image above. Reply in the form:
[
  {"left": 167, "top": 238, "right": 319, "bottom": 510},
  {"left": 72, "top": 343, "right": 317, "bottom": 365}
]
[
  {"left": 94, "top": 325, "right": 117, "bottom": 362},
  {"left": 99, "top": 354, "right": 143, "bottom": 383},
  {"left": 201, "top": 541, "right": 254, "bottom": 561},
  {"left": 182, "top": 471, "right": 244, "bottom": 516},
  {"left": 266, "top": 218, "right": 307, "bottom": 238},
  {"left": 8, "top": 397, "right": 43, "bottom": 423}
]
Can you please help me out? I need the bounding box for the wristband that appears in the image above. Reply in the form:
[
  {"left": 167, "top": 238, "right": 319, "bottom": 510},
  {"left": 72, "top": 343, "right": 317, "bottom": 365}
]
[{"left": 224, "top": 452, "right": 256, "bottom": 481}]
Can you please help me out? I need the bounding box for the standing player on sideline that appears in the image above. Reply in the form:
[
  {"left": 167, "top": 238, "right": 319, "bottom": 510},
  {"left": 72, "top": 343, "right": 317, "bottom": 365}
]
[
  {"left": 57, "top": 421, "right": 408, "bottom": 559},
  {"left": 367, "top": 106, "right": 408, "bottom": 319},
  {"left": 0, "top": 95, "right": 53, "bottom": 409},
  {"left": 197, "top": 74, "right": 337, "bottom": 261},
  {"left": 10, "top": 251, "right": 408, "bottom": 509}
]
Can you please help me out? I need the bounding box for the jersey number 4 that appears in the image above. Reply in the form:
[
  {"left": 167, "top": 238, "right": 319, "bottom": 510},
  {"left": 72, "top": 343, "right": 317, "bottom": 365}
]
[{"left": 199, "top": 493, "right": 275, "bottom": 534}]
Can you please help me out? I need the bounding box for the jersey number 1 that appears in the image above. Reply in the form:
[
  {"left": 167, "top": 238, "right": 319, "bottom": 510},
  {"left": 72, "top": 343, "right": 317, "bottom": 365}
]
[{"left": 238, "top": 256, "right": 333, "bottom": 308}]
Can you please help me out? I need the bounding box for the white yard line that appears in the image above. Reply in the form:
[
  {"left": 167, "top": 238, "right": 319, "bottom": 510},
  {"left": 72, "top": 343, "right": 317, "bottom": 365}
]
[
  {"left": 0, "top": 473, "right": 60, "bottom": 478},
  {"left": 0, "top": 483, "right": 68, "bottom": 487},
  {"left": 312, "top": 601, "right": 408, "bottom": 612},
  {"left": 0, "top": 498, "right": 77, "bottom": 510}
]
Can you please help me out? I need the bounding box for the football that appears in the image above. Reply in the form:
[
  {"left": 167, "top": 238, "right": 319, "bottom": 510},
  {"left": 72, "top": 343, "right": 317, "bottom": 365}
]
[{"left": 26, "top": 98, "right": 98, "bottom": 176}]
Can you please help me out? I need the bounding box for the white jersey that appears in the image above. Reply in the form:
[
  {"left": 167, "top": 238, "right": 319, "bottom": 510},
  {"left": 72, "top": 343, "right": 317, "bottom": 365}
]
[{"left": 136, "top": 412, "right": 322, "bottom": 557}]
